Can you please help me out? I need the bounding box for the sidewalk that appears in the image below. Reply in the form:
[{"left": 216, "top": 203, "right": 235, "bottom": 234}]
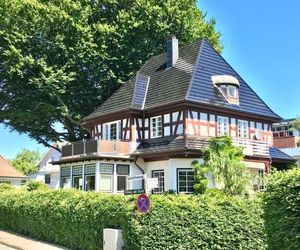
[{"left": 0, "top": 231, "right": 68, "bottom": 250}]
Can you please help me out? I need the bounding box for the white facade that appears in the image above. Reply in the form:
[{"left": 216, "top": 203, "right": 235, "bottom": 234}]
[
  {"left": 29, "top": 145, "right": 62, "bottom": 189},
  {"left": 0, "top": 177, "right": 25, "bottom": 187}
]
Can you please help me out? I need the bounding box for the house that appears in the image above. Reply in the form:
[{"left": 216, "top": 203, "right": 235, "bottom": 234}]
[
  {"left": 0, "top": 155, "right": 27, "bottom": 186},
  {"left": 29, "top": 142, "right": 63, "bottom": 189},
  {"left": 53, "top": 36, "right": 295, "bottom": 193},
  {"left": 272, "top": 119, "right": 300, "bottom": 169}
]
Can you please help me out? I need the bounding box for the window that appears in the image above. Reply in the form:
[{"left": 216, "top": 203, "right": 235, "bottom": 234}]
[
  {"left": 72, "top": 165, "right": 83, "bottom": 190},
  {"left": 251, "top": 168, "right": 264, "bottom": 192},
  {"left": 100, "top": 175, "right": 113, "bottom": 192},
  {"left": 238, "top": 120, "right": 248, "bottom": 138},
  {"left": 45, "top": 174, "right": 51, "bottom": 184},
  {"left": 99, "top": 163, "right": 113, "bottom": 192},
  {"left": 103, "top": 121, "right": 121, "bottom": 140},
  {"left": 84, "top": 164, "right": 96, "bottom": 191},
  {"left": 177, "top": 169, "right": 194, "bottom": 193},
  {"left": 61, "top": 177, "right": 70, "bottom": 188},
  {"left": 228, "top": 85, "right": 237, "bottom": 98},
  {"left": 152, "top": 170, "right": 165, "bottom": 193},
  {"left": 61, "top": 166, "right": 71, "bottom": 188},
  {"left": 117, "top": 164, "right": 129, "bottom": 191},
  {"left": 151, "top": 116, "right": 162, "bottom": 138},
  {"left": 217, "top": 116, "right": 229, "bottom": 136}
]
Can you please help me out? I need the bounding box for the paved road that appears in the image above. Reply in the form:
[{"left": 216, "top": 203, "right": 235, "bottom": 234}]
[{"left": 0, "top": 231, "right": 68, "bottom": 250}]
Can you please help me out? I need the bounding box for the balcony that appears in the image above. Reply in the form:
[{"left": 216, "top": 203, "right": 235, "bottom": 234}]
[
  {"left": 61, "top": 139, "right": 135, "bottom": 159},
  {"left": 232, "top": 137, "right": 269, "bottom": 157}
]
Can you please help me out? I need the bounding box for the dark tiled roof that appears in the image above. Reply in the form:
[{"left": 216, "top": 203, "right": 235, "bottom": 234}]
[
  {"left": 134, "top": 136, "right": 186, "bottom": 155},
  {"left": 85, "top": 39, "right": 280, "bottom": 121},
  {"left": 269, "top": 146, "right": 296, "bottom": 163},
  {"left": 186, "top": 40, "right": 280, "bottom": 119}
]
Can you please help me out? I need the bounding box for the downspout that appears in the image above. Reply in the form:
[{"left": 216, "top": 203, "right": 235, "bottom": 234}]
[{"left": 134, "top": 156, "right": 145, "bottom": 190}]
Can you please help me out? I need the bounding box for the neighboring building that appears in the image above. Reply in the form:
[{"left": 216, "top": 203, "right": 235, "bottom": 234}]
[
  {"left": 272, "top": 118, "right": 300, "bottom": 148},
  {"left": 53, "top": 37, "right": 295, "bottom": 194},
  {"left": 0, "top": 155, "right": 27, "bottom": 186},
  {"left": 272, "top": 119, "right": 300, "bottom": 169},
  {"left": 29, "top": 142, "right": 63, "bottom": 189}
]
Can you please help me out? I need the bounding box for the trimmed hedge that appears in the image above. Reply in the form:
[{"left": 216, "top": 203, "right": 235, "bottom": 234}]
[
  {"left": 0, "top": 189, "right": 266, "bottom": 250},
  {"left": 264, "top": 169, "right": 300, "bottom": 250},
  {"left": 127, "top": 193, "right": 266, "bottom": 250}
]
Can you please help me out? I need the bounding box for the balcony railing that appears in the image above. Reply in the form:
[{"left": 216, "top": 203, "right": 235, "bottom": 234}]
[
  {"left": 61, "top": 139, "right": 135, "bottom": 158},
  {"left": 232, "top": 138, "right": 269, "bottom": 157}
]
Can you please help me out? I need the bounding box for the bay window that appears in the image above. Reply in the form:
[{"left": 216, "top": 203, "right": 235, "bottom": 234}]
[
  {"left": 84, "top": 164, "right": 96, "bottom": 191},
  {"left": 117, "top": 164, "right": 129, "bottom": 192},
  {"left": 99, "top": 163, "right": 114, "bottom": 192}
]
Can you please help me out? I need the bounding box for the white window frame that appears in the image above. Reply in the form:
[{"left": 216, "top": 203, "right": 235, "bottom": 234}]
[
  {"left": 152, "top": 170, "right": 165, "bottom": 193},
  {"left": 150, "top": 116, "right": 162, "bottom": 138},
  {"left": 177, "top": 169, "right": 195, "bottom": 194},
  {"left": 238, "top": 120, "right": 249, "bottom": 139},
  {"left": 103, "top": 120, "right": 121, "bottom": 141},
  {"left": 217, "top": 116, "right": 229, "bottom": 136}
]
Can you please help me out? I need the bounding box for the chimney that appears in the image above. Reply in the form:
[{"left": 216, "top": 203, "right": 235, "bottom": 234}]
[{"left": 167, "top": 35, "right": 179, "bottom": 68}]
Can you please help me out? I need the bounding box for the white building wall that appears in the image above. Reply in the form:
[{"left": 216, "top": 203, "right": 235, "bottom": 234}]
[{"left": 0, "top": 178, "right": 23, "bottom": 187}]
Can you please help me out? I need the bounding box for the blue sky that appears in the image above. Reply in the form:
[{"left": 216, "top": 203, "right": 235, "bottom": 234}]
[{"left": 1, "top": 0, "right": 299, "bottom": 159}]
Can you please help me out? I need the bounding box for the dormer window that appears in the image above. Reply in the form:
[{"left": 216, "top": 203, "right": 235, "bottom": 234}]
[{"left": 212, "top": 75, "right": 240, "bottom": 104}]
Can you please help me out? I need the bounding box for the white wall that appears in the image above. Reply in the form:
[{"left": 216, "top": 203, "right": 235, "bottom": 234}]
[{"left": 0, "top": 178, "right": 24, "bottom": 187}]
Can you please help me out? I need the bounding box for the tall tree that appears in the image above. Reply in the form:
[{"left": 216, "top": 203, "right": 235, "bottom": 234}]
[
  {"left": 10, "top": 149, "right": 40, "bottom": 175},
  {"left": 292, "top": 117, "right": 300, "bottom": 131},
  {"left": 0, "top": 0, "right": 222, "bottom": 148},
  {"left": 196, "top": 136, "right": 250, "bottom": 196}
]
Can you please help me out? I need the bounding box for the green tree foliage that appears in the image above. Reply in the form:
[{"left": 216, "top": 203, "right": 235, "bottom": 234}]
[
  {"left": 292, "top": 117, "right": 300, "bottom": 131},
  {"left": 199, "top": 136, "right": 250, "bottom": 196},
  {"left": 263, "top": 169, "right": 300, "bottom": 250},
  {"left": 192, "top": 160, "right": 208, "bottom": 194},
  {"left": 11, "top": 149, "right": 40, "bottom": 175},
  {"left": 0, "top": 0, "right": 222, "bottom": 147}
]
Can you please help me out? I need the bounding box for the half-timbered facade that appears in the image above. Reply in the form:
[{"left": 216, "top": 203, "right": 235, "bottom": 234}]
[{"left": 53, "top": 36, "right": 295, "bottom": 193}]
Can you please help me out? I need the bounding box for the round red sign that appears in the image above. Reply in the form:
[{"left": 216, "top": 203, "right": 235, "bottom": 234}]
[{"left": 136, "top": 194, "right": 151, "bottom": 213}]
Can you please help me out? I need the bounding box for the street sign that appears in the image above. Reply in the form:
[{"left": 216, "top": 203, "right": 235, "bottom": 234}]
[
  {"left": 124, "top": 189, "right": 145, "bottom": 195},
  {"left": 136, "top": 194, "right": 151, "bottom": 213},
  {"left": 127, "top": 174, "right": 145, "bottom": 181}
]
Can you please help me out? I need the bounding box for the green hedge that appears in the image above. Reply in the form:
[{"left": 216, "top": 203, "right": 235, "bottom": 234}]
[
  {"left": 263, "top": 169, "right": 300, "bottom": 250},
  {"left": 127, "top": 193, "right": 266, "bottom": 250},
  {"left": 0, "top": 189, "right": 266, "bottom": 250}
]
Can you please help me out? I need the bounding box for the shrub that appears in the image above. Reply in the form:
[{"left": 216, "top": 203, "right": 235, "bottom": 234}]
[
  {"left": 263, "top": 169, "right": 300, "bottom": 250},
  {"left": 24, "top": 180, "right": 48, "bottom": 191},
  {"left": 0, "top": 189, "right": 266, "bottom": 250},
  {"left": 0, "top": 183, "right": 15, "bottom": 192},
  {"left": 127, "top": 194, "right": 266, "bottom": 250}
]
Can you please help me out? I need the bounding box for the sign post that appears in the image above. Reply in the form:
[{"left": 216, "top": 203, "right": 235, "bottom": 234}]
[{"left": 136, "top": 194, "right": 151, "bottom": 213}]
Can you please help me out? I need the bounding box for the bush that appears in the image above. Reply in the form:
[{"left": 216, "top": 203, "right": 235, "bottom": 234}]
[
  {"left": 263, "top": 169, "right": 300, "bottom": 250},
  {"left": 0, "top": 183, "right": 15, "bottom": 192},
  {"left": 127, "top": 194, "right": 266, "bottom": 250},
  {"left": 24, "top": 180, "right": 48, "bottom": 191},
  {"left": 0, "top": 189, "right": 266, "bottom": 250}
]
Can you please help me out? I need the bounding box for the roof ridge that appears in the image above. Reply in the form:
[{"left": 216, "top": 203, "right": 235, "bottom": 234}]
[{"left": 185, "top": 39, "right": 205, "bottom": 100}]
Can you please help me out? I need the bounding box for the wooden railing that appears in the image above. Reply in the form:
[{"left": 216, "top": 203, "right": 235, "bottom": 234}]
[
  {"left": 61, "top": 139, "right": 134, "bottom": 158},
  {"left": 232, "top": 138, "right": 269, "bottom": 157}
]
